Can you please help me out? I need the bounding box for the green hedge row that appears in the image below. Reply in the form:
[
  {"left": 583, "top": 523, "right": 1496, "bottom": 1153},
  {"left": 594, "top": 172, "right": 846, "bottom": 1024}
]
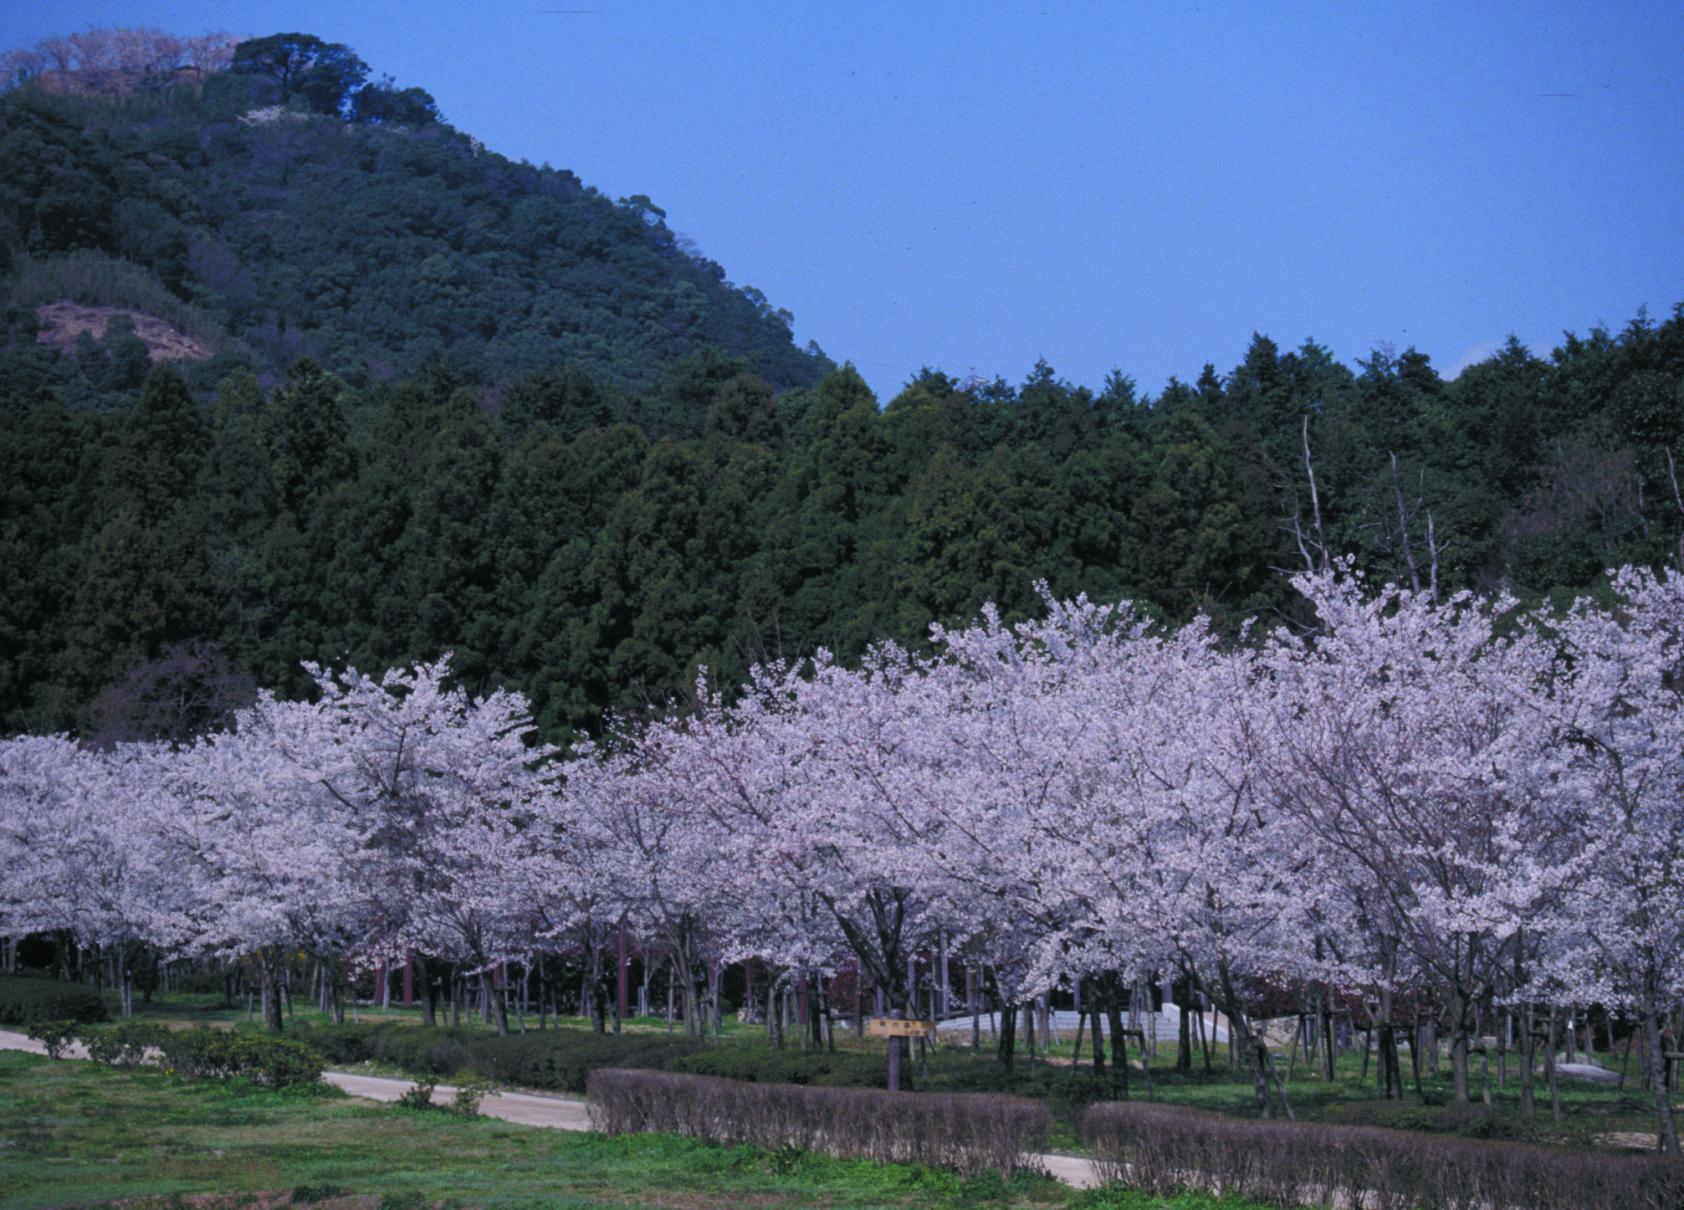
[
  {"left": 291, "top": 1022, "right": 708, "bottom": 1093},
  {"left": 0, "top": 975, "right": 107, "bottom": 1025},
  {"left": 666, "top": 1045, "right": 883, "bottom": 1087},
  {"left": 288, "top": 1021, "right": 1111, "bottom": 1102}
]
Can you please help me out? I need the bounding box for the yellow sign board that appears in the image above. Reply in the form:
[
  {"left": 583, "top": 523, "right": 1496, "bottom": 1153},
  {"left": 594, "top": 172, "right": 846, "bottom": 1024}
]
[{"left": 866, "top": 1017, "right": 934, "bottom": 1038}]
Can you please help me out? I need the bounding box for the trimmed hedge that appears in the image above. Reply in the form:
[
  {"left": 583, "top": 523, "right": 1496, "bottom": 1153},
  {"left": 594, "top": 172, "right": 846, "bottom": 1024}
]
[
  {"left": 1083, "top": 1100, "right": 1684, "bottom": 1210},
  {"left": 588, "top": 1067, "right": 1049, "bottom": 1179},
  {"left": 0, "top": 975, "right": 107, "bottom": 1025},
  {"left": 290, "top": 1022, "right": 707, "bottom": 1093}
]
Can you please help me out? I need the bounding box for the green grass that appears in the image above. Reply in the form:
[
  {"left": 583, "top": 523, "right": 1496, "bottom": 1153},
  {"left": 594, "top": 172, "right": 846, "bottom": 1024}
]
[{"left": 0, "top": 1051, "right": 1275, "bottom": 1210}]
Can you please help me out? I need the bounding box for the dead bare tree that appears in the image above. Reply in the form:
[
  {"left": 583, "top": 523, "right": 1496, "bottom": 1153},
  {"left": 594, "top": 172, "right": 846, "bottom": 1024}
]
[{"left": 1291, "top": 415, "right": 1331, "bottom": 575}]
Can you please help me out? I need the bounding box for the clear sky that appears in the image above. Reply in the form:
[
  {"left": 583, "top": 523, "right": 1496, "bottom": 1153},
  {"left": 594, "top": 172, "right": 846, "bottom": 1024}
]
[{"left": 12, "top": 1, "right": 1683, "bottom": 401}]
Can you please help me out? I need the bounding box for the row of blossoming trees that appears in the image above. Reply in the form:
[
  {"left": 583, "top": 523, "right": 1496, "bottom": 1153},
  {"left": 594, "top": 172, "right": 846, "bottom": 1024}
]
[{"left": 2, "top": 567, "right": 1681, "bottom": 1152}]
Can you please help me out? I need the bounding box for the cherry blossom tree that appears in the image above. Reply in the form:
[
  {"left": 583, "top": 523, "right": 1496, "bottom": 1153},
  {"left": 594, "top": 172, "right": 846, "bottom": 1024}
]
[{"left": 1542, "top": 568, "right": 1684, "bottom": 1154}]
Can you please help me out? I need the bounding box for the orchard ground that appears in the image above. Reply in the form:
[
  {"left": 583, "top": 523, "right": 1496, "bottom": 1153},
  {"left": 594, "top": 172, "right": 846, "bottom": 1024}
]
[
  {"left": 63, "top": 985, "right": 1683, "bottom": 1155},
  {"left": 0, "top": 1048, "right": 1273, "bottom": 1210}
]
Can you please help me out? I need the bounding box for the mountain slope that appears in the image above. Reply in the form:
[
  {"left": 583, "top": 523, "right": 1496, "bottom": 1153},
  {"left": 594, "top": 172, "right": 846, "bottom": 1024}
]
[{"left": 0, "top": 38, "right": 829, "bottom": 398}]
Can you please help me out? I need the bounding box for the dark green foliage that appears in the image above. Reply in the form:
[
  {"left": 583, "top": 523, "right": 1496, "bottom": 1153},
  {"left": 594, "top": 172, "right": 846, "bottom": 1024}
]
[
  {"left": 2, "top": 35, "right": 1683, "bottom": 747},
  {"left": 290, "top": 1021, "right": 708, "bottom": 1093},
  {"left": 395, "top": 1078, "right": 439, "bottom": 1110},
  {"left": 23, "top": 1018, "right": 80, "bottom": 1058},
  {"left": 0, "top": 56, "right": 830, "bottom": 400},
  {"left": 154, "top": 1027, "right": 324, "bottom": 1087},
  {"left": 231, "top": 34, "right": 368, "bottom": 115},
  {"left": 461, "top": 1031, "right": 710, "bottom": 1094},
  {"left": 668, "top": 1047, "right": 885, "bottom": 1087},
  {"left": 0, "top": 975, "right": 108, "bottom": 1025},
  {"left": 81, "top": 1020, "right": 167, "bottom": 1067},
  {"left": 6, "top": 305, "right": 1684, "bottom": 741},
  {"left": 351, "top": 80, "right": 441, "bottom": 127}
]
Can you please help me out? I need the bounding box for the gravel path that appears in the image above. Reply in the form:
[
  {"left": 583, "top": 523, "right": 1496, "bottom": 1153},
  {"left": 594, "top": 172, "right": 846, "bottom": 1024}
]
[{"left": 0, "top": 1028, "right": 1100, "bottom": 1188}]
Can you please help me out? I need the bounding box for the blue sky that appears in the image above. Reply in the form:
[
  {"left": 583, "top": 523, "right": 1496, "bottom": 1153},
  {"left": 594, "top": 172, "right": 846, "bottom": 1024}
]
[{"left": 13, "top": 2, "right": 1683, "bottom": 401}]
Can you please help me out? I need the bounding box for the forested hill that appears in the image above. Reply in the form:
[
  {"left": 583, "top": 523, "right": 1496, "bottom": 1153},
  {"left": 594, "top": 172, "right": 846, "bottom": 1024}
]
[
  {"left": 0, "top": 30, "right": 830, "bottom": 399},
  {"left": 2, "top": 33, "right": 1683, "bottom": 747}
]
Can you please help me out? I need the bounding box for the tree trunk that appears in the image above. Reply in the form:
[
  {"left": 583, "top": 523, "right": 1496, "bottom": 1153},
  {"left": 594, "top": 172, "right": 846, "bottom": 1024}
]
[
  {"left": 492, "top": 969, "right": 510, "bottom": 1036},
  {"left": 998, "top": 996, "right": 1017, "bottom": 1074},
  {"left": 1321, "top": 990, "right": 1336, "bottom": 1081},
  {"left": 1213, "top": 963, "right": 1271, "bottom": 1115},
  {"left": 1657, "top": 1009, "right": 1684, "bottom": 1157},
  {"left": 261, "top": 953, "right": 285, "bottom": 1033},
  {"left": 1107, "top": 999, "right": 1129, "bottom": 1100},
  {"left": 1448, "top": 956, "right": 1473, "bottom": 1104},
  {"left": 1546, "top": 1004, "right": 1563, "bottom": 1122},
  {"left": 1176, "top": 973, "right": 1193, "bottom": 1073}
]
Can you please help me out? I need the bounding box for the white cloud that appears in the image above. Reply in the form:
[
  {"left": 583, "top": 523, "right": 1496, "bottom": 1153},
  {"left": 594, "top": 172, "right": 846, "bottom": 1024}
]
[{"left": 1441, "top": 340, "right": 1503, "bottom": 380}]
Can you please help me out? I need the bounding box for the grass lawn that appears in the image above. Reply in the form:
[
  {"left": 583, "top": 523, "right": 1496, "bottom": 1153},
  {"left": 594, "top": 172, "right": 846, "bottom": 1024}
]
[{"left": 0, "top": 1051, "right": 1280, "bottom": 1210}]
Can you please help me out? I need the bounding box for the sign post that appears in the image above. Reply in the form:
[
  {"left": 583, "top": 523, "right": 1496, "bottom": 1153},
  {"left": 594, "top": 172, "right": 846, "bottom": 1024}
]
[{"left": 867, "top": 1013, "right": 935, "bottom": 1091}]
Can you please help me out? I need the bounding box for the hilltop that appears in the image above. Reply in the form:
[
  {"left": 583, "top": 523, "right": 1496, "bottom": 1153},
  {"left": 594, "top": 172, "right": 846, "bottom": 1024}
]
[{"left": 0, "top": 29, "right": 830, "bottom": 402}]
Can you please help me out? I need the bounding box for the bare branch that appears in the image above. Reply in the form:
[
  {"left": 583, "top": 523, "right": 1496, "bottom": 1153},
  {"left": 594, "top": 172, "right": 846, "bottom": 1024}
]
[
  {"left": 1301, "top": 416, "right": 1329, "bottom": 574},
  {"left": 1426, "top": 510, "right": 1440, "bottom": 601},
  {"left": 1390, "top": 452, "right": 1421, "bottom": 593}
]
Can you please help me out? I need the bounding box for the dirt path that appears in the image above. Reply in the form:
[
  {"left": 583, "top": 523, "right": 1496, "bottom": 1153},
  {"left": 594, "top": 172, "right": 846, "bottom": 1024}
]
[{"left": 0, "top": 1029, "right": 1099, "bottom": 1188}]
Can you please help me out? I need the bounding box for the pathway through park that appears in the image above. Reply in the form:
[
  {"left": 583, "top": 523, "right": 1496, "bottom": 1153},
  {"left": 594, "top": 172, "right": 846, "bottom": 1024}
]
[{"left": 0, "top": 1029, "right": 1101, "bottom": 1189}]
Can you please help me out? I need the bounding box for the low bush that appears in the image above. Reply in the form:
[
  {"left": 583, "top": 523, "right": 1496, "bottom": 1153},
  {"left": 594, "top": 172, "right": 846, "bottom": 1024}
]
[
  {"left": 396, "top": 1078, "right": 439, "bottom": 1110},
  {"left": 289, "top": 1021, "right": 409, "bottom": 1066},
  {"left": 290, "top": 1022, "right": 707, "bottom": 1092},
  {"left": 449, "top": 1075, "right": 494, "bottom": 1116},
  {"left": 588, "top": 1067, "right": 1049, "bottom": 1179},
  {"left": 81, "top": 1020, "right": 167, "bottom": 1068},
  {"left": 157, "top": 1029, "right": 323, "bottom": 1088},
  {"left": 1324, "top": 1096, "right": 1541, "bottom": 1140},
  {"left": 460, "top": 1030, "right": 705, "bottom": 1092},
  {"left": 1083, "top": 1100, "right": 1684, "bottom": 1210},
  {"left": 0, "top": 975, "right": 107, "bottom": 1025},
  {"left": 24, "top": 1019, "right": 81, "bottom": 1059},
  {"left": 668, "top": 1045, "right": 883, "bottom": 1087}
]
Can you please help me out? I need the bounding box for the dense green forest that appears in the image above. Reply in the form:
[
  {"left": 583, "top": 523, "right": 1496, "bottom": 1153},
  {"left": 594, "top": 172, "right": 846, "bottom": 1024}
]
[{"left": 2, "top": 33, "right": 1682, "bottom": 743}]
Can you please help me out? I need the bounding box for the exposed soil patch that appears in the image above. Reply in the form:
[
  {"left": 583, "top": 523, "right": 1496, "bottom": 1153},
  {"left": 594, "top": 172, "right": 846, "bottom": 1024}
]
[{"left": 35, "top": 301, "right": 213, "bottom": 362}]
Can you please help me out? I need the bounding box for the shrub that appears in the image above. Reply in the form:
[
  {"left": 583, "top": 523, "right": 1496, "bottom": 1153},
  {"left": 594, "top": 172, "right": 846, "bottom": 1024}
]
[
  {"left": 81, "top": 1020, "right": 167, "bottom": 1068},
  {"left": 450, "top": 1075, "right": 494, "bottom": 1117},
  {"left": 668, "top": 1045, "right": 883, "bottom": 1088},
  {"left": 0, "top": 975, "right": 107, "bottom": 1025},
  {"left": 588, "top": 1067, "right": 1050, "bottom": 1179},
  {"left": 289, "top": 1021, "right": 399, "bottom": 1066},
  {"left": 396, "top": 1078, "right": 438, "bottom": 1110},
  {"left": 156, "top": 1029, "right": 323, "bottom": 1087},
  {"left": 24, "top": 1019, "right": 81, "bottom": 1059},
  {"left": 290, "top": 1022, "right": 709, "bottom": 1093},
  {"left": 1082, "top": 1100, "right": 1684, "bottom": 1210},
  {"left": 460, "top": 1030, "right": 706, "bottom": 1093},
  {"left": 1325, "top": 1096, "right": 1540, "bottom": 1140}
]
